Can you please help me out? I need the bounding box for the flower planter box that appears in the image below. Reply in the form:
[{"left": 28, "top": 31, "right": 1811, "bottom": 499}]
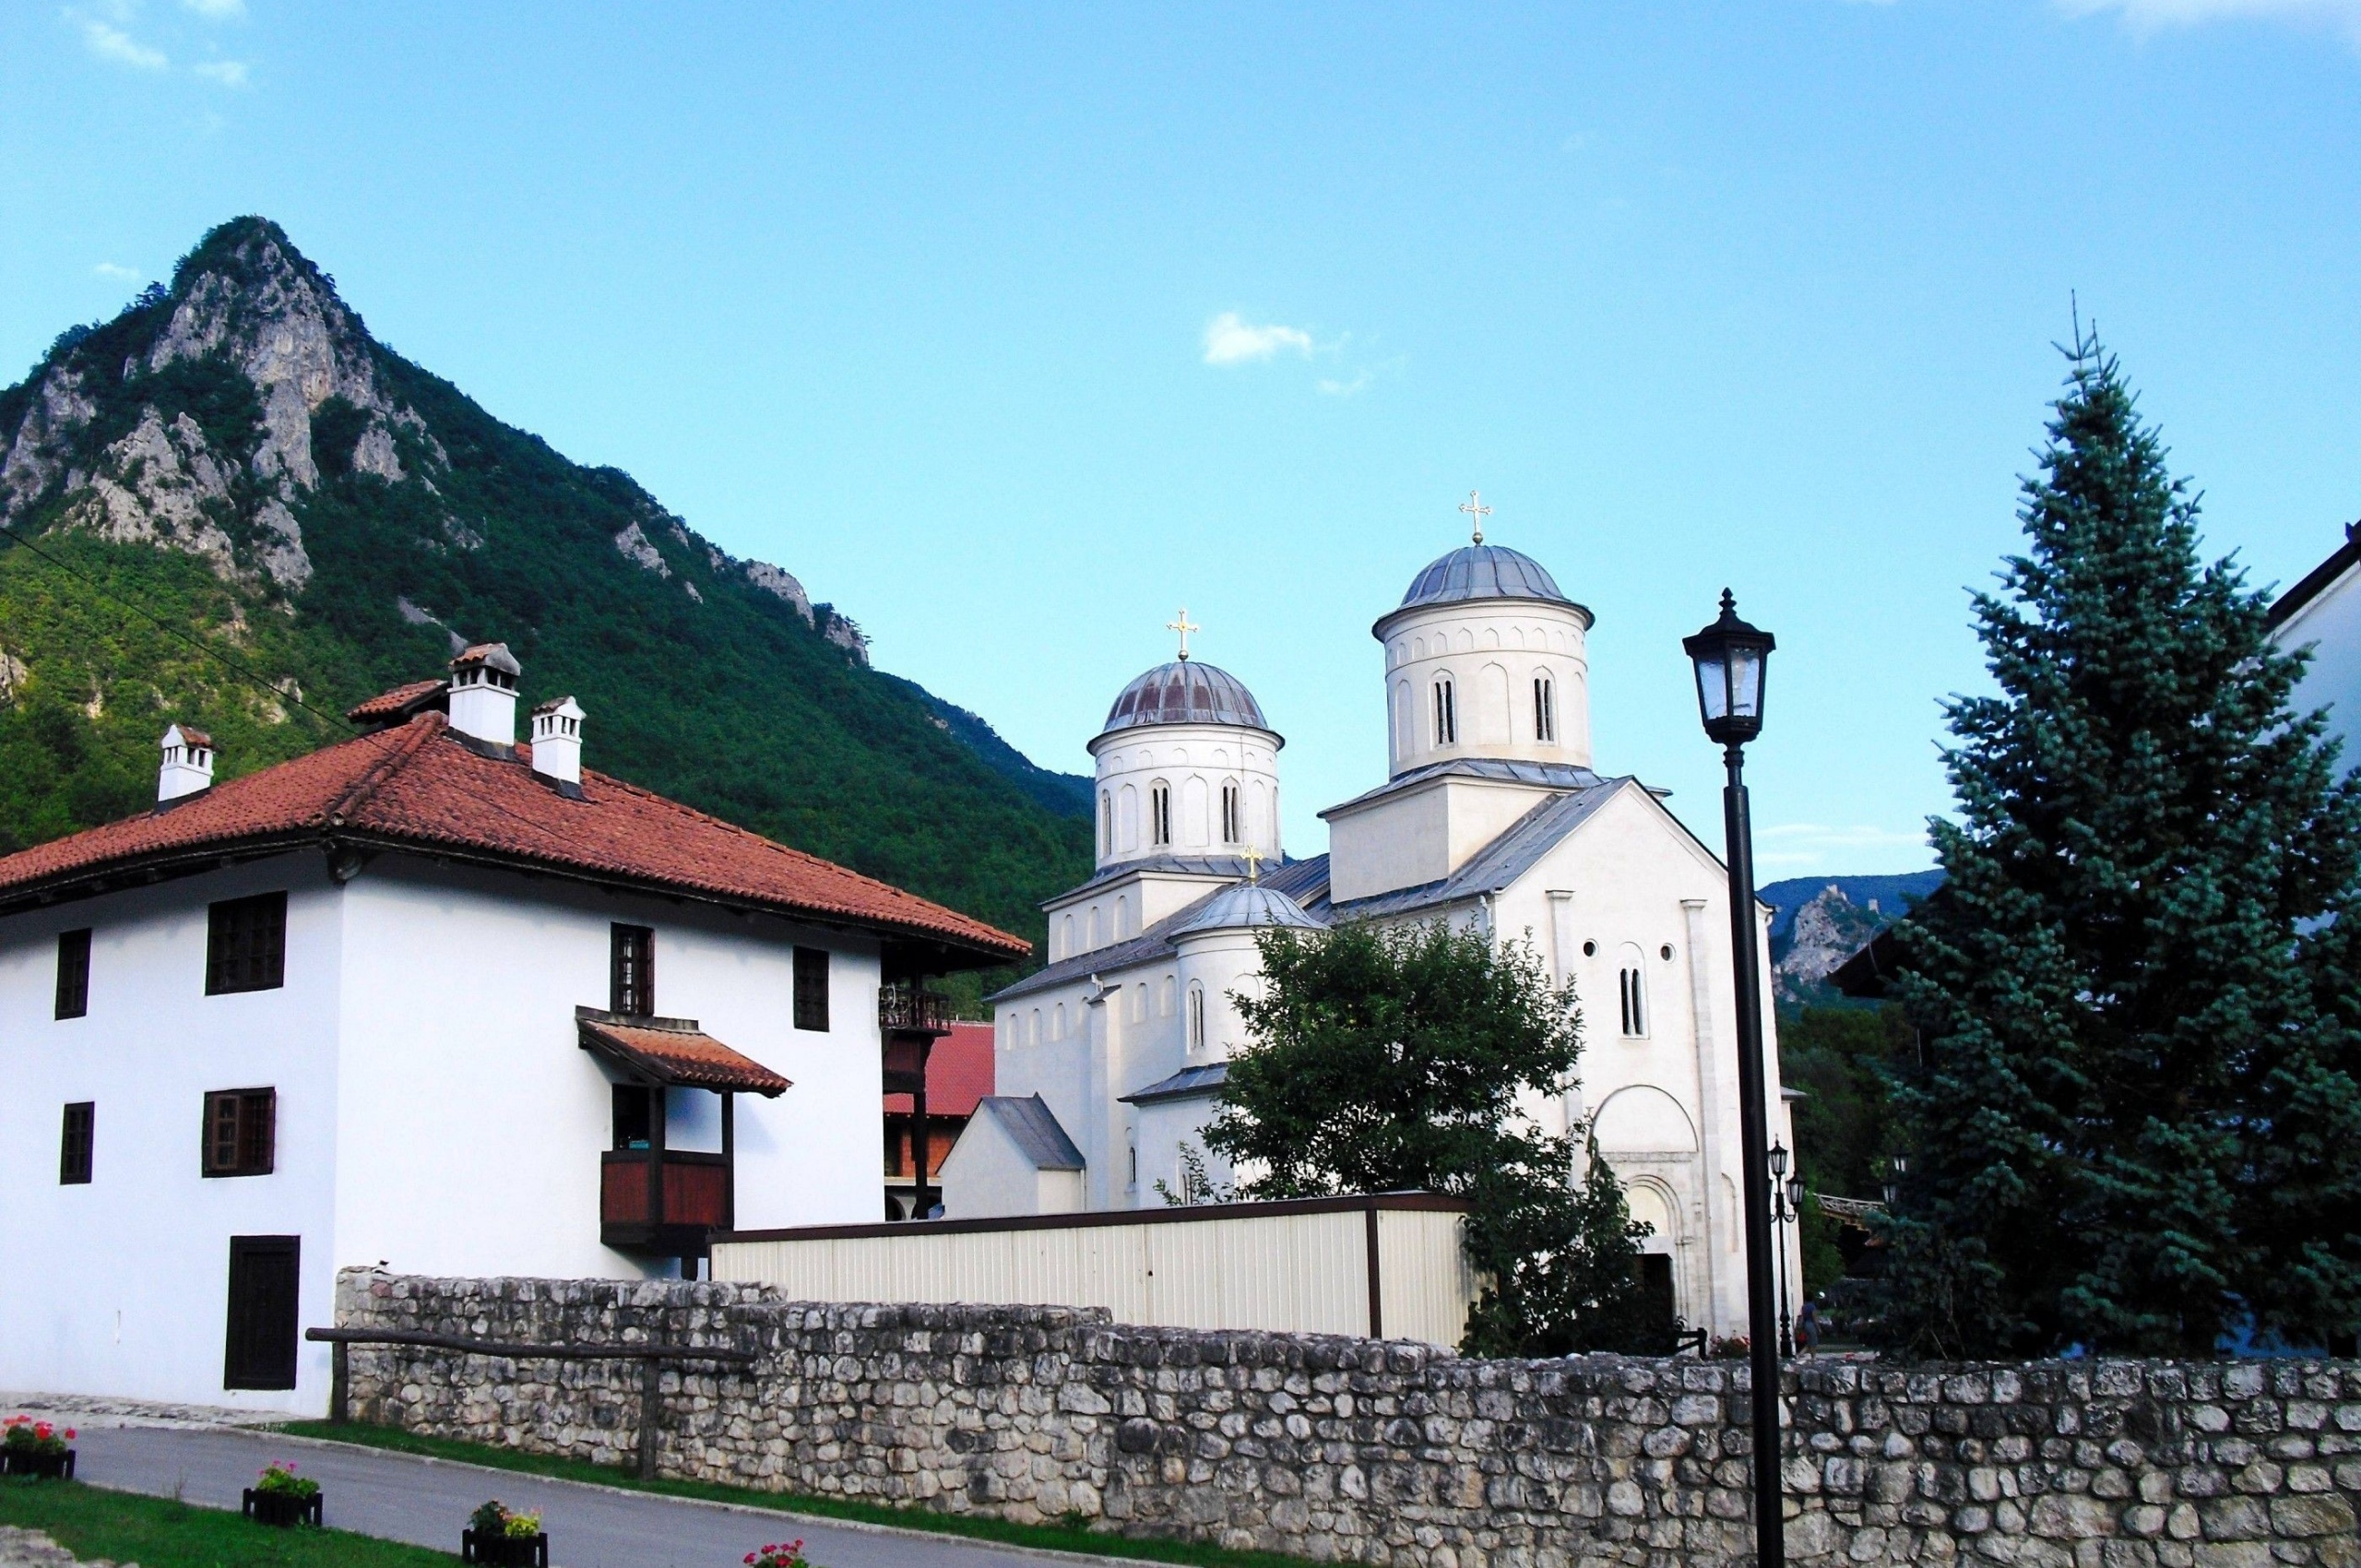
[
  {"left": 243, "top": 1488, "right": 323, "bottom": 1526},
  {"left": 461, "top": 1528, "right": 549, "bottom": 1566},
  {"left": 0, "top": 1449, "right": 75, "bottom": 1479}
]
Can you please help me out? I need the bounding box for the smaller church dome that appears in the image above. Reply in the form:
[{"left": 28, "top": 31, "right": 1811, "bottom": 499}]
[
  {"left": 1398, "top": 544, "right": 1571, "bottom": 611},
  {"left": 1101, "top": 660, "right": 1269, "bottom": 735},
  {"left": 1172, "top": 881, "right": 1326, "bottom": 937}
]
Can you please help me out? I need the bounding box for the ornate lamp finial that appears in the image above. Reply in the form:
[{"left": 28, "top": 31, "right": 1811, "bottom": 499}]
[
  {"left": 1459, "top": 489, "right": 1491, "bottom": 544},
  {"left": 1167, "top": 608, "right": 1200, "bottom": 661}
]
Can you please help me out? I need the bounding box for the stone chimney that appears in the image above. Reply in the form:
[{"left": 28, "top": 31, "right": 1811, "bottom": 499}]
[
  {"left": 446, "top": 643, "right": 521, "bottom": 747},
  {"left": 529, "top": 695, "right": 585, "bottom": 788},
  {"left": 158, "top": 724, "right": 214, "bottom": 802}
]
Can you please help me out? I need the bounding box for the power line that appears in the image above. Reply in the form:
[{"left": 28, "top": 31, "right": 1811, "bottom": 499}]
[{"left": 0, "top": 518, "right": 364, "bottom": 741}]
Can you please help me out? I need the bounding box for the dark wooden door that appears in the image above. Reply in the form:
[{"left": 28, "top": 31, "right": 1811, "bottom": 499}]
[
  {"left": 1636, "top": 1253, "right": 1678, "bottom": 1346},
  {"left": 223, "top": 1235, "right": 300, "bottom": 1390}
]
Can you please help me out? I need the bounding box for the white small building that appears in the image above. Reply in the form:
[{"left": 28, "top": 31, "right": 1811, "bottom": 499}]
[
  {"left": 0, "top": 644, "right": 1026, "bottom": 1415},
  {"left": 967, "top": 529, "right": 1797, "bottom": 1338},
  {"left": 2270, "top": 520, "right": 2361, "bottom": 758}
]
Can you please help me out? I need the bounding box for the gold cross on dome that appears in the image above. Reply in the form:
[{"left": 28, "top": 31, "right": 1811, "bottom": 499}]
[
  {"left": 1167, "top": 608, "right": 1200, "bottom": 661},
  {"left": 1241, "top": 844, "right": 1263, "bottom": 883},
  {"left": 1460, "top": 489, "right": 1491, "bottom": 544}
]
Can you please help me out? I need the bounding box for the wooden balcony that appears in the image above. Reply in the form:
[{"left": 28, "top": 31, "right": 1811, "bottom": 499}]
[
  {"left": 877, "top": 984, "right": 955, "bottom": 1037},
  {"left": 600, "top": 1149, "right": 728, "bottom": 1254}
]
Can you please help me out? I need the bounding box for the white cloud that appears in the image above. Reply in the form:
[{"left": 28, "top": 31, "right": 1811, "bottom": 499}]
[
  {"left": 193, "top": 57, "right": 247, "bottom": 86},
  {"left": 183, "top": 0, "right": 246, "bottom": 16},
  {"left": 2060, "top": 0, "right": 2361, "bottom": 40},
  {"left": 1202, "top": 312, "right": 1314, "bottom": 367},
  {"left": 1317, "top": 372, "right": 1372, "bottom": 398},
  {"left": 93, "top": 261, "right": 140, "bottom": 279},
  {"left": 79, "top": 18, "right": 168, "bottom": 70}
]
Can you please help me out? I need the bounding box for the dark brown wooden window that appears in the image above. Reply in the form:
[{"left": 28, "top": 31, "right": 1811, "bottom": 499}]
[
  {"left": 793, "top": 946, "right": 829, "bottom": 1032},
  {"left": 55, "top": 929, "right": 90, "bottom": 1019},
  {"left": 206, "top": 894, "right": 286, "bottom": 995},
  {"left": 223, "top": 1235, "right": 301, "bottom": 1390},
  {"left": 611, "top": 924, "right": 655, "bottom": 1016},
  {"left": 202, "top": 1088, "right": 276, "bottom": 1177},
  {"left": 60, "top": 1102, "right": 93, "bottom": 1185}
]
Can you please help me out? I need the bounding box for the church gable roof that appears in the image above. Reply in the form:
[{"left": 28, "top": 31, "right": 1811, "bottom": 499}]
[
  {"left": 974, "top": 1095, "right": 1086, "bottom": 1170},
  {"left": 1317, "top": 757, "right": 1608, "bottom": 821}
]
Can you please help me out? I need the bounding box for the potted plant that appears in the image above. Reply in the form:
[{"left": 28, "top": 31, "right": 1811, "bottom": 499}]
[
  {"left": 243, "top": 1461, "right": 324, "bottom": 1526},
  {"left": 0, "top": 1417, "right": 76, "bottom": 1479},
  {"left": 746, "top": 1541, "right": 814, "bottom": 1567},
  {"left": 461, "top": 1500, "right": 548, "bottom": 1567}
]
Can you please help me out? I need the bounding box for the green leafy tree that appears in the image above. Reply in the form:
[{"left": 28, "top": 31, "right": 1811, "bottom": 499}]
[
  {"left": 1881, "top": 327, "right": 2361, "bottom": 1358},
  {"left": 1204, "top": 920, "right": 1657, "bottom": 1355}
]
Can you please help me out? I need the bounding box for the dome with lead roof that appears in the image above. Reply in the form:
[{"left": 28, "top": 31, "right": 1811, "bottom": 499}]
[
  {"left": 1172, "top": 881, "right": 1326, "bottom": 937},
  {"left": 1100, "top": 660, "right": 1270, "bottom": 736},
  {"left": 1398, "top": 543, "right": 1572, "bottom": 611}
]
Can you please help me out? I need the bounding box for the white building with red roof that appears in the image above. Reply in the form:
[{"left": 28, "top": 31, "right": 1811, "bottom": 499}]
[{"left": 0, "top": 643, "right": 1025, "bottom": 1414}]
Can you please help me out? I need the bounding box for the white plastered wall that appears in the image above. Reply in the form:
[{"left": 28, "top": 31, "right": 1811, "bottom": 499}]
[
  {"left": 1086, "top": 722, "right": 1283, "bottom": 870},
  {"left": 1375, "top": 599, "right": 1593, "bottom": 773}
]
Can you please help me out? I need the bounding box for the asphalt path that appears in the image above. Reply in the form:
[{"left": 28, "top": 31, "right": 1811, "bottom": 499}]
[{"left": 69, "top": 1423, "right": 1105, "bottom": 1568}]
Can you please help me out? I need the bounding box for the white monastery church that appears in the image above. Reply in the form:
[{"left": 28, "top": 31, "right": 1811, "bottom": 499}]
[{"left": 959, "top": 520, "right": 1797, "bottom": 1337}]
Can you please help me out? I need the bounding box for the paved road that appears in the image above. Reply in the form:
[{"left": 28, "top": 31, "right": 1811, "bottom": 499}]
[{"left": 71, "top": 1424, "right": 1099, "bottom": 1568}]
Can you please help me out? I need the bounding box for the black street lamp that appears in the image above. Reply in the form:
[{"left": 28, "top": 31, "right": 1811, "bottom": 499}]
[
  {"left": 1683, "top": 588, "right": 1785, "bottom": 1568},
  {"left": 1768, "top": 1142, "right": 1807, "bottom": 1358}
]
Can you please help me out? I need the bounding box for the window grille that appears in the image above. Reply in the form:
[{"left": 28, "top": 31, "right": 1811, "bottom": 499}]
[
  {"left": 206, "top": 894, "right": 286, "bottom": 995},
  {"left": 1150, "top": 783, "right": 1173, "bottom": 846},
  {"left": 60, "top": 1101, "right": 93, "bottom": 1184},
  {"left": 1433, "top": 678, "right": 1457, "bottom": 745},
  {"left": 1535, "top": 676, "right": 1556, "bottom": 742},
  {"left": 1187, "top": 982, "right": 1206, "bottom": 1052},
  {"left": 1220, "top": 783, "right": 1241, "bottom": 844},
  {"left": 55, "top": 929, "right": 90, "bottom": 1019},
  {"left": 610, "top": 923, "right": 656, "bottom": 1015},
  {"left": 793, "top": 946, "right": 831, "bottom": 1031},
  {"left": 1619, "top": 968, "right": 1647, "bottom": 1037}
]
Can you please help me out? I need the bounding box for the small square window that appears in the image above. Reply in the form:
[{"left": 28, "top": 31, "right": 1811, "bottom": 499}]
[
  {"left": 60, "top": 1102, "right": 94, "bottom": 1185},
  {"left": 206, "top": 895, "right": 287, "bottom": 995},
  {"left": 611, "top": 924, "right": 655, "bottom": 1016},
  {"left": 202, "top": 1088, "right": 276, "bottom": 1178},
  {"left": 55, "top": 929, "right": 91, "bottom": 1019},
  {"left": 793, "top": 947, "right": 830, "bottom": 1032}
]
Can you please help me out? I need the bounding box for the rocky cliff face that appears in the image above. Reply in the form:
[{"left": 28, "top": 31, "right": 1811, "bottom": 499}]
[{"left": 1773, "top": 884, "right": 1892, "bottom": 1004}]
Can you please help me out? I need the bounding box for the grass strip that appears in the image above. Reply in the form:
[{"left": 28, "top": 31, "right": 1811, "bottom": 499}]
[
  {"left": 0, "top": 1476, "right": 456, "bottom": 1566},
  {"left": 279, "top": 1420, "right": 1319, "bottom": 1568}
]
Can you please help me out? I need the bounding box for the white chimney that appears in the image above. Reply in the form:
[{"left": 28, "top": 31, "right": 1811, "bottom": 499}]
[
  {"left": 529, "top": 695, "right": 585, "bottom": 786},
  {"left": 158, "top": 723, "right": 214, "bottom": 802},
  {"left": 446, "top": 642, "right": 521, "bottom": 746}
]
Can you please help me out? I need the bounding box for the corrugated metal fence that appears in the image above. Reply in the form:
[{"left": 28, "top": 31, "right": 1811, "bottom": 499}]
[{"left": 711, "top": 1194, "right": 1476, "bottom": 1348}]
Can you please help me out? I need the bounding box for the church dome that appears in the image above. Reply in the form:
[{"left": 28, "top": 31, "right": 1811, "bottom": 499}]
[
  {"left": 1398, "top": 544, "right": 1572, "bottom": 611},
  {"left": 1101, "top": 660, "right": 1269, "bottom": 735},
  {"left": 1172, "top": 881, "right": 1326, "bottom": 937}
]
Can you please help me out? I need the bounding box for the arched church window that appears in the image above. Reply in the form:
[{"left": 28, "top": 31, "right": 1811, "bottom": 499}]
[
  {"left": 1098, "top": 790, "right": 1112, "bottom": 856},
  {"left": 1130, "top": 982, "right": 1147, "bottom": 1023},
  {"left": 1618, "top": 950, "right": 1648, "bottom": 1038},
  {"left": 1061, "top": 913, "right": 1074, "bottom": 958},
  {"left": 1117, "top": 894, "right": 1134, "bottom": 939},
  {"left": 1432, "top": 677, "right": 1457, "bottom": 745},
  {"left": 1030, "top": 1008, "right": 1042, "bottom": 1044},
  {"left": 1091, "top": 905, "right": 1106, "bottom": 947},
  {"left": 1055, "top": 1002, "right": 1067, "bottom": 1040},
  {"left": 1158, "top": 976, "right": 1176, "bottom": 1016},
  {"left": 1187, "top": 982, "right": 1206, "bottom": 1053},
  {"left": 1535, "top": 676, "right": 1556, "bottom": 742},
  {"left": 1150, "top": 782, "right": 1173, "bottom": 847},
  {"left": 1220, "top": 783, "right": 1240, "bottom": 844}
]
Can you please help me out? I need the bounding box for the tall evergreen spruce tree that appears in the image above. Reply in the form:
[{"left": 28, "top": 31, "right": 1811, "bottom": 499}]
[{"left": 1883, "top": 328, "right": 2361, "bottom": 1357}]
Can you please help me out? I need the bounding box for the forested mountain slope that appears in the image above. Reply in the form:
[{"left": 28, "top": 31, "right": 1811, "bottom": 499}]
[{"left": 0, "top": 217, "right": 1087, "bottom": 959}]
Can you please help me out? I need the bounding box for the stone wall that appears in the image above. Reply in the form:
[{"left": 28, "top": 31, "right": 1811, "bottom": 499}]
[{"left": 335, "top": 1270, "right": 2361, "bottom": 1566}]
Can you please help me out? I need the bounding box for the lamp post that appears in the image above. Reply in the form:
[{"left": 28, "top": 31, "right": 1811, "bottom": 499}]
[
  {"left": 1768, "top": 1142, "right": 1806, "bottom": 1358},
  {"left": 1683, "top": 588, "right": 1784, "bottom": 1568}
]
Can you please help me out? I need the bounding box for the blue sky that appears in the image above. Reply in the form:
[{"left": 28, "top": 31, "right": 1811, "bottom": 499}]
[{"left": 5, "top": 2, "right": 2359, "bottom": 876}]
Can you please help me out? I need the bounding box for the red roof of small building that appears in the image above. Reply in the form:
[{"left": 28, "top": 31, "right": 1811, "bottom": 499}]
[
  {"left": 0, "top": 711, "right": 1030, "bottom": 965},
  {"left": 577, "top": 1011, "right": 791, "bottom": 1096},
  {"left": 884, "top": 1020, "right": 995, "bottom": 1118},
  {"left": 346, "top": 680, "right": 447, "bottom": 725}
]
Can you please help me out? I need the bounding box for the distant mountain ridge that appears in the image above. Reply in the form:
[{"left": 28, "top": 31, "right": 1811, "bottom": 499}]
[
  {"left": 0, "top": 217, "right": 1088, "bottom": 957},
  {"left": 1762, "top": 871, "right": 1944, "bottom": 1006}
]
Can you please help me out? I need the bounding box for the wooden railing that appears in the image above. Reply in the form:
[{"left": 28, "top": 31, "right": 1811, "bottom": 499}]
[
  {"left": 877, "top": 984, "right": 955, "bottom": 1034},
  {"left": 600, "top": 1149, "right": 727, "bottom": 1229}
]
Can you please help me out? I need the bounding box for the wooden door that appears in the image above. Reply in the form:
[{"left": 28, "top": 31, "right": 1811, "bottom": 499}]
[{"left": 223, "top": 1235, "right": 300, "bottom": 1390}]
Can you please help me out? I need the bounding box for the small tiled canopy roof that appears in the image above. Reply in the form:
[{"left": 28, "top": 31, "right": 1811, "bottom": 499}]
[
  {"left": 0, "top": 709, "right": 1029, "bottom": 967},
  {"left": 576, "top": 1008, "right": 790, "bottom": 1096},
  {"left": 346, "top": 679, "right": 448, "bottom": 727}
]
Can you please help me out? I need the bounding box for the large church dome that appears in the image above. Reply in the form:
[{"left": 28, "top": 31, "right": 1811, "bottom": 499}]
[
  {"left": 1100, "top": 660, "right": 1269, "bottom": 735},
  {"left": 1398, "top": 543, "right": 1572, "bottom": 611}
]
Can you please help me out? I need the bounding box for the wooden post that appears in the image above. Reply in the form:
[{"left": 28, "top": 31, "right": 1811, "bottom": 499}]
[
  {"left": 637, "top": 1356, "right": 661, "bottom": 1480},
  {"left": 721, "top": 1091, "right": 736, "bottom": 1235},
  {"left": 912, "top": 1036, "right": 933, "bottom": 1218},
  {"left": 329, "top": 1339, "right": 350, "bottom": 1424},
  {"left": 646, "top": 1078, "right": 667, "bottom": 1236}
]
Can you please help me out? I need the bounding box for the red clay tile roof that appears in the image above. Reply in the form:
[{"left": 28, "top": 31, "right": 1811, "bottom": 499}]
[
  {"left": 346, "top": 680, "right": 447, "bottom": 724},
  {"left": 884, "top": 1019, "right": 994, "bottom": 1118},
  {"left": 577, "top": 1010, "right": 791, "bottom": 1095},
  {"left": 0, "top": 711, "right": 1030, "bottom": 964}
]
